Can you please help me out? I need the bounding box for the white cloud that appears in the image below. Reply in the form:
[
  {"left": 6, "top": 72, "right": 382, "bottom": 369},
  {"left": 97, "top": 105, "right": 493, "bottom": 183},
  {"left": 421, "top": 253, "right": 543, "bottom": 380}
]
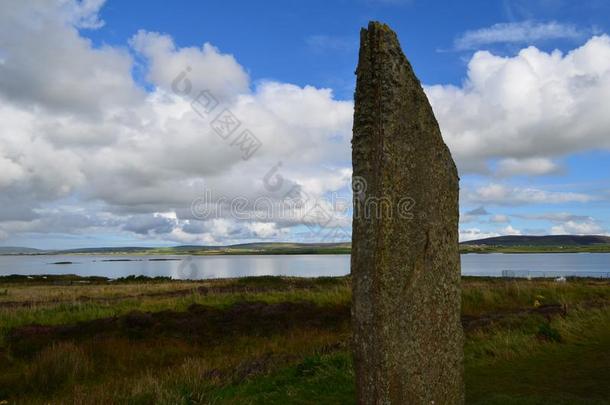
[
  {"left": 1, "top": 2, "right": 608, "bottom": 246},
  {"left": 63, "top": 0, "right": 107, "bottom": 29},
  {"left": 513, "top": 212, "right": 607, "bottom": 235},
  {"left": 496, "top": 157, "right": 560, "bottom": 177},
  {"left": 427, "top": 35, "right": 610, "bottom": 174},
  {"left": 502, "top": 225, "right": 522, "bottom": 235},
  {"left": 459, "top": 224, "right": 521, "bottom": 242},
  {"left": 123, "top": 214, "right": 176, "bottom": 235},
  {"left": 490, "top": 214, "right": 510, "bottom": 223},
  {"left": 464, "top": 184, "right": 594, "bottom": 205},
  {"left": 0, "top": 1, "right": 143, "bottom": 115},
  {"left": 551, "top": 220, "right": 604, "bottom": 235},
  {"left": 0, "top": 1, "right": 354, "bottom": 244},
  {"left": 454, "top": 21, "right": 588, "bottom": 50},
  {"left": 130, "top": 30, "right": 250, "bottom": 102},
  {"left": 246, "top": 222, "right": 286, "bottom": 239},
  {"left": 517, "top": 212, "right": 592, "bottom": 222},
  {"left": 459, "top": 228, "right": 499, "bottom": 242},
  {"left": 0, "top": 154, "right": 25, "bottom": 188}
]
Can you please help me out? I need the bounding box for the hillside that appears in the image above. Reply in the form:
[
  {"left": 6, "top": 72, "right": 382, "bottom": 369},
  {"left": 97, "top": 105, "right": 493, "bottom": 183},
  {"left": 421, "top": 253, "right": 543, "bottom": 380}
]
[
  {"left": 462, "top": 235, "right": 610, "bottom": 247},
  {"left": 0, "top": 247, "right": 46, "bottom": 255},
  {"left": 4, "top": 237, "right": 610, "bottom": 256},
  {"left": 0, "top": 243, "right": 351, "bottom": 256}
]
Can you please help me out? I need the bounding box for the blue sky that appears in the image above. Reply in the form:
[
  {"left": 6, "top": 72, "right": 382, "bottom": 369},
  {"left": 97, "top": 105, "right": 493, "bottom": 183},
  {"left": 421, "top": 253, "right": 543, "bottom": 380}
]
[
  {"left": 84, "top": 0, "right": 610, "bottom": 91},
  {"left": 1, "top": 0, "right": 610, "bottom": 248}
]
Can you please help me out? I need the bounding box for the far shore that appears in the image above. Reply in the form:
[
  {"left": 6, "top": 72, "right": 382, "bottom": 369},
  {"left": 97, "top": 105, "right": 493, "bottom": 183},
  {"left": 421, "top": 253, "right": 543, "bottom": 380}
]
[{"left": 3, "top": 245, "right": 610, "bottom": 256}]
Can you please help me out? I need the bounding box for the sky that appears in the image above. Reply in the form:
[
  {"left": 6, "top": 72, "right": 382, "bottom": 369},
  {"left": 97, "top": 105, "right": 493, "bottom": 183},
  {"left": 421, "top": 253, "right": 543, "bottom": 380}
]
[{"left": 1, "top": 0, "right": 610, "bottom": 249}]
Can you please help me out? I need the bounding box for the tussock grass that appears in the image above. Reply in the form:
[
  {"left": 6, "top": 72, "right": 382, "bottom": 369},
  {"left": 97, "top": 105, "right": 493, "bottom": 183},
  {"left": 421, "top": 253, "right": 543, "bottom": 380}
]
[
  {"left": 2, "top": 329, "right": 348, "bottom": 404},
  {"left": 209, "top": 307, "right": 610, "bottom": 405},
  {"left": 461, "top": 277, "right": 610, "bottom": 316},
  {"left": 0, "top": 281, "right": 202, "bottom": 304},
  {"left": 0, "top": 281, "right": 351, "bottom": 344},
  {"left": 0, "top": 276, "right": 608, "bottom": 403},
  {"left": 25, "top": 342, "right": 93, "bottom": 394},
  {"left": 3, "top": 276, "right": 606, "bottom": 345}
]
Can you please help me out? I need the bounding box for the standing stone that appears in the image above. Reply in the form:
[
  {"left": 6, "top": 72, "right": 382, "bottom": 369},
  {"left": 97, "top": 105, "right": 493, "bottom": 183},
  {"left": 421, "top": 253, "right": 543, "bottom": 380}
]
[{"left": 351, "top": 21, "right": 463, "bottom": 404}]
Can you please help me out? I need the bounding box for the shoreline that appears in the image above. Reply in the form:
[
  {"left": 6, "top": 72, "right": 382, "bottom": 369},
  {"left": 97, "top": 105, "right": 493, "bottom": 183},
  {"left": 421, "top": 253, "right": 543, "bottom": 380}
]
[{"left": 3, "top": 247, "right": 610, "bottom": 256}]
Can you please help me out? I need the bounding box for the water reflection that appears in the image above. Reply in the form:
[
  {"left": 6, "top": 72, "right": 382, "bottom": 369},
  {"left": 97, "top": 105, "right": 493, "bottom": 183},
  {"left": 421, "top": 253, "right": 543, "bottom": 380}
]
[{"left": 0, "top": 253, "right": 609, "bottom": 279}]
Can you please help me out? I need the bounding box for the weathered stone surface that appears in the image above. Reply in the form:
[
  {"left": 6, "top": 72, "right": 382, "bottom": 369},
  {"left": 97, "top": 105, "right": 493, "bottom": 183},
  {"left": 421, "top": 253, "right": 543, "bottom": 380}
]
[{"left": 351, "top": 21, "right": 464, "bottom": 404}]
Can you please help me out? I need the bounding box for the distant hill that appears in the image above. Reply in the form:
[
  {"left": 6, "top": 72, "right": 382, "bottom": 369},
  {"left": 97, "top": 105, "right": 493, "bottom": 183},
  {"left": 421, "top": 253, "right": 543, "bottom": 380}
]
[
  {"left": 55, "top": 243, "right": 351, "bottom": 254},
  {"left": 214, "top": 242, "right": 350, "bottom": 249},
  {"left": 461, "top": 235, "right": 610, "bottom": 247},
  {"left": 5, "top": 237, "right": 609, "bottom": 255},
  {"left": 59, "top": 247, "right": 155, "bottom": 254},
  {"left": 0, "top": 242, "right": 351, "bottom": 255},
  {"left": 0, "top": 246, "right": 46, "bottom": 254}
]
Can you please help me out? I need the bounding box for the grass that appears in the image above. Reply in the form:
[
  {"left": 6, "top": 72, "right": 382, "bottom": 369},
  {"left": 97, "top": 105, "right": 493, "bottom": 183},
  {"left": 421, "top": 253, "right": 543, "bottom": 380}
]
[
  {"left": 465, "top": 307, "right": 610, "bottom": 404},
  {"left": 461, "top": 277, "right": 610, "bottom": 315},
  {"left": 0, "top": 275, "right": 608, "bottom": 404},
  {"left": 210, "top": 307, "right": 610, "bottom": 404}
]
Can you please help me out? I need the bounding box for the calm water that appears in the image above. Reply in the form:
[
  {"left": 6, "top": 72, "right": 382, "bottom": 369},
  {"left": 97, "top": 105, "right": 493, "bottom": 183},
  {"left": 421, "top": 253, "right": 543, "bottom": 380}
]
[{"left": 0, "top": 253, "right": 609, "bottom": 279}]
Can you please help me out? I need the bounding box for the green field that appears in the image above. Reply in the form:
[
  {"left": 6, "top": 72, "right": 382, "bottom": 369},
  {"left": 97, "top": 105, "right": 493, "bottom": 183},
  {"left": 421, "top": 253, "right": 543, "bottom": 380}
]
[{"left": 1, "top": 275, "right": 609, "bottom": 404}]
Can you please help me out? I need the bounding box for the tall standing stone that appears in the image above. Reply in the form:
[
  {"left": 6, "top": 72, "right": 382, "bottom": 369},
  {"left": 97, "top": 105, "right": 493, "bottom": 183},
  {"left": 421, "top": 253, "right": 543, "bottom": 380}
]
[{"left": 351, "top": 21, "right": 463, "bottom": 404}]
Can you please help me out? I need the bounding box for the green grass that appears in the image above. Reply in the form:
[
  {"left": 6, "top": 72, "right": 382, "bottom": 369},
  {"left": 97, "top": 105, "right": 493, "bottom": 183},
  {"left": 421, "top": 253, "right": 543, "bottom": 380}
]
[
  {"left": 461, "top": 277, "right": 610, "bottom": 315},
  {"left": 0, "top": 276, "right": 608, "bottom": 404},
  {"left": 466, "top": 308, "right": 610, "bottom": 404},
  {"left": 3, "top": 277, "right": 607, "bottom": 341},
  {"left": 212, "top": 352, "right": 356, "bottom": 404},
  {"left": 0, "top": 286, "right": 351, "bottom": 345},
  {"left": 209, "top": 308, "right": 610, "bottom": 405}
]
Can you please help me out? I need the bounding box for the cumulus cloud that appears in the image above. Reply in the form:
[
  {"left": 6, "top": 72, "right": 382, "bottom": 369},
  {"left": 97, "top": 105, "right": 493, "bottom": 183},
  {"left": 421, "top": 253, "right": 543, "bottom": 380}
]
[
  {"left": 496, "top": 157, "right": 560, "bottom": 177},
  {"left": 123, "top": 214, "right": 176, "bottom": 236},
  {"left": 551, "top": 220, "right": 604, "bottom": 235},
  {"left": 512, "top": 212, "right": 606, "bottom": 236},
  {"left": 459, "top": 228, "right": 499, "bottom": 242},
  {"left": 454, "top": 21, "right": 588, "bottom": 50},
  {"left": 130, "top": 30, "right": 250, "bottom": 102},
  {"left": 1, "top": 1, "right": 609, "bottom": 246},
  {"left": 490, "top": 214, "right": 510, "bottom": 223},
  {"left": 464, "top": 184, "right": 594, "bottom": 205},
  {"left": 246, "top": 222, "right": 286, "bottom": 239},
  {"left": 459, "top": 224, "right": 522, "bottom": 242},
  {"left": 516, "top": 212, "right": 593, "bottom": 222},
  {"left": 427, "top": 35, "right": 610, "bottom": 173},
  {"left": 0, "top": 1, "right": 354, "bottom": 245},
  {"left": 502, "top": 225, "right": 522, "bottom": 235},
  {"left": 64, "top": 0, "right": 107, "bottom": 29},
  {"left": 0, "top": 1, "right": 143, "bottom": 115}
]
